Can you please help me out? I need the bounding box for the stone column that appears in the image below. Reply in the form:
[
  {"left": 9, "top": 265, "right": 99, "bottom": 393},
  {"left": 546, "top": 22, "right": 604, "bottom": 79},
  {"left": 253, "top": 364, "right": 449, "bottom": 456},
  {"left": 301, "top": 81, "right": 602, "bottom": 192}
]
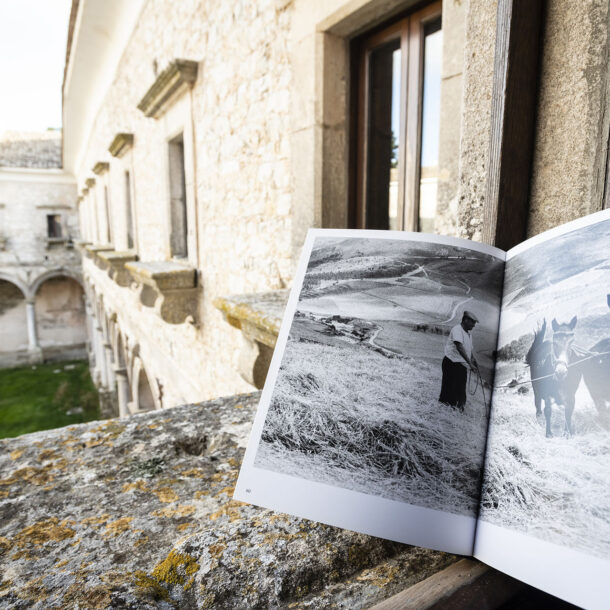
[
  {"left": 95, "top": 325, "right": 109, "bottom": 387},
  {"left": 114, "top": 368, "right": 131, "bottom": 418},
  {"left": 25, "top": 300, "right": 38, "bottom": 349},
  {"left": 104, "top": 343, "right": 115, "bottom": 388},
  {"left": 25, "top": 299, "right": 42, "bottom": 363}
]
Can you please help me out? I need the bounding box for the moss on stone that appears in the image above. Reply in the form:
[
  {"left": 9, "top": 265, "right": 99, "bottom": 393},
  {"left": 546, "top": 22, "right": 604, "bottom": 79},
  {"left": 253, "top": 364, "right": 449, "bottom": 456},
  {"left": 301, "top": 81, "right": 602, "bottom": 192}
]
[{"left": 134, "top": 570, "right": 170, "bottom": 601}]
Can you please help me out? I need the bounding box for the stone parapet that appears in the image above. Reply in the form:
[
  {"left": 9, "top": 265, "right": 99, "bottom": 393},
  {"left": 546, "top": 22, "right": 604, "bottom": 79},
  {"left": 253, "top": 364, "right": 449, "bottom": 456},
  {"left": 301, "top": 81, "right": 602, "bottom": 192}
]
[
  {"left": 125, "top": 260, "right": 199, "bottom": 324},
  {"left": 214, "top": 290, "right": 289, "bottom": 388},
  {"left": 0, "top": 392, "right": 455, "bottom": 608}
]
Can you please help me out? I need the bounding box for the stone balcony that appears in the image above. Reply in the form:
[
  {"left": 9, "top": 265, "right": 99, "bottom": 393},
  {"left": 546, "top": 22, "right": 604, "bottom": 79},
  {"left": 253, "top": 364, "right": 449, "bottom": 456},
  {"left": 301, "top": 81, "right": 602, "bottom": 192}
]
[
  {"left": 214, "top": 290, "right": 289, "bottom": 389},
  {"left": 125, "top": 260, "right": 199, "bottom": 324}
]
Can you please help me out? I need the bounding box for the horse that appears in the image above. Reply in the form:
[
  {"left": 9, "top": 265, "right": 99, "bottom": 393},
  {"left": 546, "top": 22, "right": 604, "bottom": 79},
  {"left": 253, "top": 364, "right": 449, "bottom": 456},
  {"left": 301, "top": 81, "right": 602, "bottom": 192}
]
[
  {"left": 581, "top": 294, "right": 610, "bottom": 418},
  {"left": 526, "top": 316, "right": 583, "bottom": 437}
]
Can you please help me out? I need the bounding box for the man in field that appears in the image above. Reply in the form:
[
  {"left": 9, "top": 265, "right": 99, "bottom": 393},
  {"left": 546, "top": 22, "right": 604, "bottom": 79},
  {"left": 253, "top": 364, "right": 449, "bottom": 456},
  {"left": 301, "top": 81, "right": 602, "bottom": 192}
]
[{"left": 439, "top": 310, "right": 479, "bottom": 412}]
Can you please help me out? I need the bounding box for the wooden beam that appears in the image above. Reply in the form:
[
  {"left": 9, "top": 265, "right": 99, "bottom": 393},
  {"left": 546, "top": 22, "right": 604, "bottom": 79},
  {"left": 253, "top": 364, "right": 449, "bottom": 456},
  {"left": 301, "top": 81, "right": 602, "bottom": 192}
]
[
  {"left": 483, "top": 0, "right": 544, "bottom": 249},
  {"left": 370, "top": 559, "right": 526, "bottom": 610}
]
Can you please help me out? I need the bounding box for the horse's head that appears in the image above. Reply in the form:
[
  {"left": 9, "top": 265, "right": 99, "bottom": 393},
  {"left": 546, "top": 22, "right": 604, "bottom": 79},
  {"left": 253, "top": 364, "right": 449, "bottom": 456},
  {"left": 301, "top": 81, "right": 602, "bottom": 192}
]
[{"left": 551, "top": 316, "right": 577, "bottom": 379}]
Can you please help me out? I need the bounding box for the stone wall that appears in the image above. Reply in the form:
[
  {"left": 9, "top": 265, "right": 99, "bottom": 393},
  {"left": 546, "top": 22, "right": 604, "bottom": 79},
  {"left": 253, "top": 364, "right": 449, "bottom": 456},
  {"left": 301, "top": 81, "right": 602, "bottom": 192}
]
[
  {"left": 0, "top": 165, "right": 83, "bottom": 367},
  {"left": 528, "top": 0, "right": 610, "bottom": 234}
]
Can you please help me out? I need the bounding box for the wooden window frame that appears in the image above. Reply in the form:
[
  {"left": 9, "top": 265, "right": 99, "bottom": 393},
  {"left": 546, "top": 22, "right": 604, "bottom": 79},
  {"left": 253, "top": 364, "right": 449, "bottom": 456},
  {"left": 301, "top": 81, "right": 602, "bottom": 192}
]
[{"left": 350, "top": 1, "right": 442, "bottom": 231}]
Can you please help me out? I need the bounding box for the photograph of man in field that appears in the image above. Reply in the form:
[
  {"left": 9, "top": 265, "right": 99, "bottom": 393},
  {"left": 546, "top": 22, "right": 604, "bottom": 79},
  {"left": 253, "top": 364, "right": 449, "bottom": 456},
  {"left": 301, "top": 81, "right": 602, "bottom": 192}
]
[
  {"left": 439, "top": 310, "right": 480, "bottom": 411},
  {"left": 254, "top": 235, "right": 504, "bottom": 518}
]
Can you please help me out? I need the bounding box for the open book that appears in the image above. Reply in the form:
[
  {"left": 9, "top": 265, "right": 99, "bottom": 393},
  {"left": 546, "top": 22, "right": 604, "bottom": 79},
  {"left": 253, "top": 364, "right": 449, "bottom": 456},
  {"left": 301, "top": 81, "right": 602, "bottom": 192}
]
[{"left": 234, "top": 209, "right": 610, "bottom": 609}]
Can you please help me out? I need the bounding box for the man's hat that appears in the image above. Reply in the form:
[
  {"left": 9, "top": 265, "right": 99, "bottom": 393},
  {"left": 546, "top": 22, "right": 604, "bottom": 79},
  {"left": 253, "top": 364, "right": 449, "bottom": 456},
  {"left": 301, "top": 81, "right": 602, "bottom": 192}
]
[{"left": 462, "top": 310, "right": 479, "bottom": 322}]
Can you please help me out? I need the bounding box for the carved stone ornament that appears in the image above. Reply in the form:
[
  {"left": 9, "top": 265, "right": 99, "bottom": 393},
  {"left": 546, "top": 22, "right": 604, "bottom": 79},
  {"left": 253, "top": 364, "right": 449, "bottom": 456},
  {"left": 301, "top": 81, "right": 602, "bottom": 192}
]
[
  {"left": 108, "top": 133, "right": 134, "bottom": 158},
  {"left": 125, "top": 260, "right": 199, "bottom": 324},
  {"left": 137, "top": 59, "right": 199, "bottom": 119},
  {"left": 97, "top": 250, "right": 138, "bottom": 286},
  {"left": 213, "top": 290, "right": 289, "bottom": 389}
]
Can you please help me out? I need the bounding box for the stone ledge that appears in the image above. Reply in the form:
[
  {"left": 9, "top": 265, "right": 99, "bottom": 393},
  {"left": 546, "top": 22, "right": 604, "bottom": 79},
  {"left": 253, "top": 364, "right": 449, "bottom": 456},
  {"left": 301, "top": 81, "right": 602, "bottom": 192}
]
[
  {"left": 125, "top": 260, "right": 199, "bottom": 324},
  {"left": 108, "top": 133, "right": 134, "bottom": 158},
  {"left": 97, "top": 250, "right": 138, "bottom": 287},
  {"left": 0, "top": 392, "right": 455, "bottom": 608},
  {"left": 137, "top": 59, "right": 198, "bottom": 119},
  {"left": 214, "top": 290, "right": 289, "bottom": 389},
  {"left": 84, "top": 244, "right": 114, "bottom": 260},
  {"left": 214, "top": 290, "right": 288, "bottom": 348}
]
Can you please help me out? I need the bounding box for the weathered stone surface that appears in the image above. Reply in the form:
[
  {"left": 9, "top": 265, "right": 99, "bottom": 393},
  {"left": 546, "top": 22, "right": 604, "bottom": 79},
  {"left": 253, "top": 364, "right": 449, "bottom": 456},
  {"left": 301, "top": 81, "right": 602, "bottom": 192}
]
[
  {"left": 214, "top": 290, "right": 289, "bottom": 347},
  {"left": 0, "top": 392, "right": 455, "bottom": 608}
]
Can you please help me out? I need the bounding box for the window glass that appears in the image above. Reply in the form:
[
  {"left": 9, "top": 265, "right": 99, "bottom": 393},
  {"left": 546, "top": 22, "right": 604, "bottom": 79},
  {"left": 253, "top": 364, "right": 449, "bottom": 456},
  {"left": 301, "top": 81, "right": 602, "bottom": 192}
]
[
  {"left": 351, "top": 2, "right": 445, "bottom": 232},
  {"left": 418, "top": 22, "right": 443, "bottom": 233},
  {"left": 47, "top": 214, "right": 62, "bottom": 238}
]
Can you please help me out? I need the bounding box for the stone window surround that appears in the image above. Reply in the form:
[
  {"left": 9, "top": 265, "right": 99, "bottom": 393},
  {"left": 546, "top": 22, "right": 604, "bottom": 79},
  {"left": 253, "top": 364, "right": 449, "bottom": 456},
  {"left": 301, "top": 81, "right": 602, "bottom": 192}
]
[
  {"left": 137, "top": 59, "right": 199, "bottom": 267},
  {"left": 161, "top": 94, "right": 199, "bottom": 268},
  {"left": 302, "top": 0, "right": 446, "bottom": 233},
  {"left": 108, "top": 133, "right": 139, "bottom": 254}
]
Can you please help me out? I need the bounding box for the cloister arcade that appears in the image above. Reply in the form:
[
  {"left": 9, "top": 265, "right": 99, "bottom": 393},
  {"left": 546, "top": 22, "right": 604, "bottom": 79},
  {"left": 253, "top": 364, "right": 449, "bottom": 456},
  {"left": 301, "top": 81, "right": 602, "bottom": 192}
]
[
  {"left": 84, "top": 278, "right": 161, "bottom": 418},
  {"left": 0, "top": 269, "right": 87, "bottom": 368}
]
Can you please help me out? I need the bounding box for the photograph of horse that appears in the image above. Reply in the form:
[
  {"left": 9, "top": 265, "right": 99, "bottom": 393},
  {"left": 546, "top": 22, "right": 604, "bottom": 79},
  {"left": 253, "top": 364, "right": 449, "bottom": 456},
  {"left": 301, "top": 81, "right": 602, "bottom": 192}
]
[
  {"left": 480, "top": 219, "right": 610, "bottom": 560},
  {"left": 526, "top": 317, "right": 583, "bottom": 437}
]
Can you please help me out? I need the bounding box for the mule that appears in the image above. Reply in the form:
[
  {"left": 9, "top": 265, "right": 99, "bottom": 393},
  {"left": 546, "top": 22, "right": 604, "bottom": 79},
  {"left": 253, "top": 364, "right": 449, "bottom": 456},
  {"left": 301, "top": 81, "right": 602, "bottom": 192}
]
[
  {"left": 582, "top": 295, "right": 610, "bottom": 418},
  {"left": 526, "top": 316, "right": 583, "bottom": 437}
]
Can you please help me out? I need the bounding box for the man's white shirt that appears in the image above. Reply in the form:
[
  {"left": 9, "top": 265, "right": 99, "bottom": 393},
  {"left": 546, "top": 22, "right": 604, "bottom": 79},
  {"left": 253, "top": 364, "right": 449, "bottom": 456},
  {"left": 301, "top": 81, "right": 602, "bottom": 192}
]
[{"left": 444, "top": 324, "right": 473, "bottom": 364}]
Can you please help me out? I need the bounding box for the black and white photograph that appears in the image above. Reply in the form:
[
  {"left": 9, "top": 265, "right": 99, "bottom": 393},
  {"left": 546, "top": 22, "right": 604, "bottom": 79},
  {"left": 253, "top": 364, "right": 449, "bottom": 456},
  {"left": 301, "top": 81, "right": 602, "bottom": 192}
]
[
  {"left": 478, "top": 216, "right": 610, "bottom": 559},
  {"left": 252, "top": 233, "right": 504, "bottom": 518}
]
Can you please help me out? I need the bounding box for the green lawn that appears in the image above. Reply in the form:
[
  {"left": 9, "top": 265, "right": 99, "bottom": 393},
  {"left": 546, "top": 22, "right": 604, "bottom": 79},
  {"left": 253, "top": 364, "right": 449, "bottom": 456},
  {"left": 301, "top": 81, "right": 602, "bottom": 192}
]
[{"left": 0, "top": 360, "right": 100, "bottom": 439}]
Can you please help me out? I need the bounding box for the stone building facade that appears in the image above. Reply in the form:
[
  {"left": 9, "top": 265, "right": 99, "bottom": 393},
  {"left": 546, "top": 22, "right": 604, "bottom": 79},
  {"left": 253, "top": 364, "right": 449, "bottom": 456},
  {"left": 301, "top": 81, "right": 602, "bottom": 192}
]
[
  {"left": 63, "top": 0, "right": 609, "bottom": 417},
  {"left": 0, "top": 131, "right": 85, "bottom": 368}
]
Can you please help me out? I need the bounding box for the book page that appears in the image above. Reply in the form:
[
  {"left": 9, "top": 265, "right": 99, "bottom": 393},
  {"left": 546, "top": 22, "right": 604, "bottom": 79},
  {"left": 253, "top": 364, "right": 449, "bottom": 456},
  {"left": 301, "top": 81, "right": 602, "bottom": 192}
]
[
  {"left": 475, "top": 209, "right": 610, "bottom": 609},
  {"left": 235, "top": 229, "right": 505, "bottom": 555}
]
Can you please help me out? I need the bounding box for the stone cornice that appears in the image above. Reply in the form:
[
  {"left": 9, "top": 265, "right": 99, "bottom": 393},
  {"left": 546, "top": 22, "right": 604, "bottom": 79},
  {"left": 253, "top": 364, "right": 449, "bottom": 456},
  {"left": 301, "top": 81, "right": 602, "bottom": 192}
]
[
  {"left": 85, "top": 177, "right": 95, "bottom": 188},
  {"left": 108, "top": 133, "right": 134, "bottom": 158},
  {"left": 92, "top": 161, "right": 110, "bottom": 175},
  {"left": 137, "top": 59, "right": 199, "bottom": 119}
]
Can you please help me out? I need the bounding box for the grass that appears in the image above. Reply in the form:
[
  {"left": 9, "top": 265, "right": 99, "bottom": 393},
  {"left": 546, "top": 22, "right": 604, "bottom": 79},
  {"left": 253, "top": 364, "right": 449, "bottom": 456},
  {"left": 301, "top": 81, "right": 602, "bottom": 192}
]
[
  {"left": 0, "top": 360, "right": 100, "bottom": 439},
  {"left": 255, "top": 337, "right": 489, "bottom": 518}
]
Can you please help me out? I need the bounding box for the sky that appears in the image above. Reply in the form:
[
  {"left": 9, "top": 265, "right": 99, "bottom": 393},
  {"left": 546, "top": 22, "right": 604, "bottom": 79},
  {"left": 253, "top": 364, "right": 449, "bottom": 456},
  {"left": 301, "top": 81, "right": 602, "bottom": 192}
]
[{"left": 0, "top": 0, "right": 72, "bottom": 133}]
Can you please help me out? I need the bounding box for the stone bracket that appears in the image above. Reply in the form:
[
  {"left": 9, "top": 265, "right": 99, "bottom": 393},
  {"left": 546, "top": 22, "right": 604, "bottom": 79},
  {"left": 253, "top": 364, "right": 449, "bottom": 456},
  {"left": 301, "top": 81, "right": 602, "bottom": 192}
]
[
  {"left": 97, "top": 250, "right": 138, "bottom": 286},
  {"left": 84, "top": 243, "right": 114, "bottom": 260},
  {"left": 125, "top": 260, "right": 199, "bottom": 324},
  {"left": 214, "top": 290, "right": 289, "bottom": 388}
]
